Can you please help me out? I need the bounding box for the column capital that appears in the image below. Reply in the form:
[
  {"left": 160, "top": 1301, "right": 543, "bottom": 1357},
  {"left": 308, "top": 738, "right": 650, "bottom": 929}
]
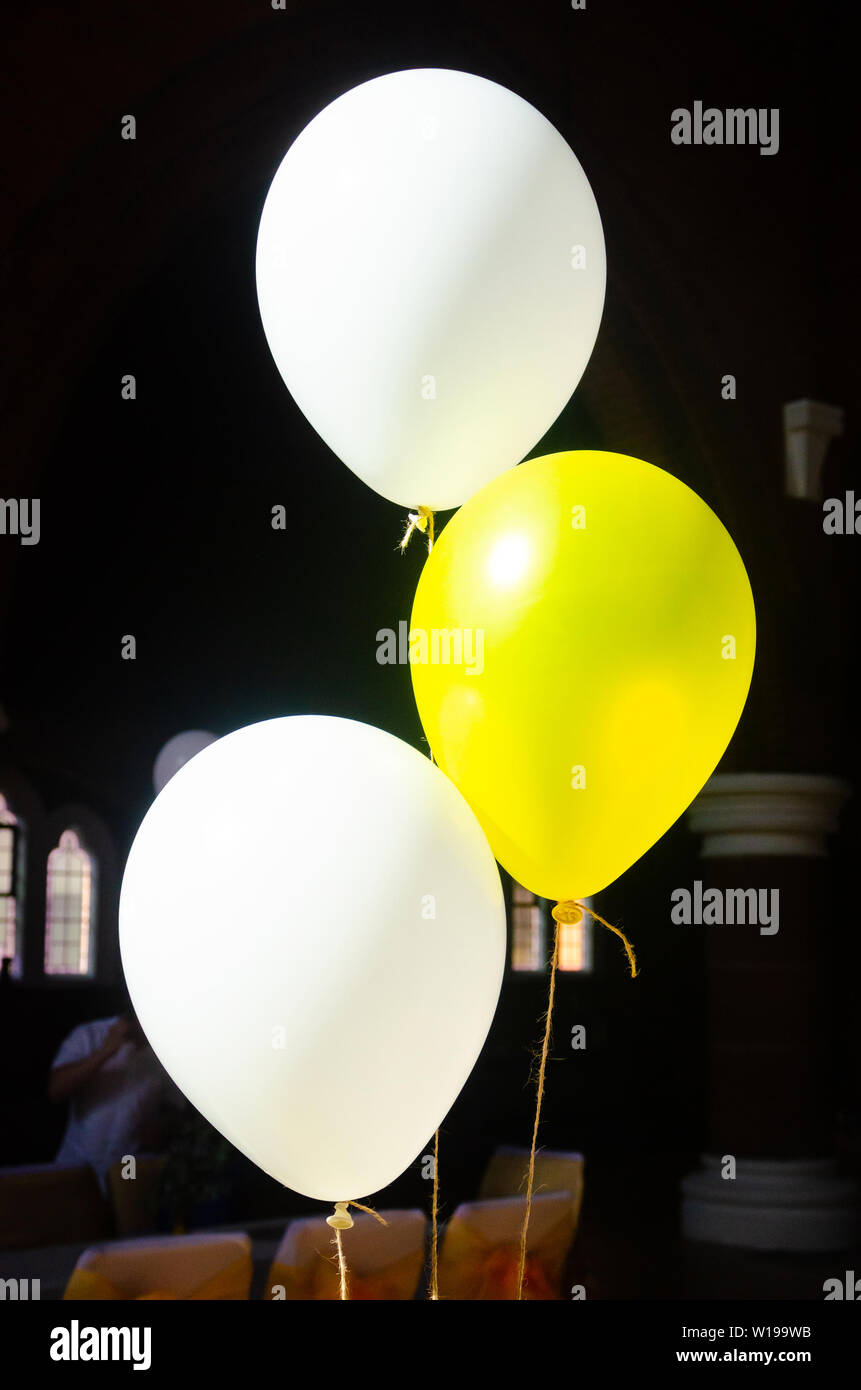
[
  {"left": 783, "top": 398, "right": 844, "bottom": 501},
  {"left": 682, "top": 1156, "right": 857, "bottom": 1252},
  {"left": 688, "top": 773, "right": 851, "bottom": 859}
]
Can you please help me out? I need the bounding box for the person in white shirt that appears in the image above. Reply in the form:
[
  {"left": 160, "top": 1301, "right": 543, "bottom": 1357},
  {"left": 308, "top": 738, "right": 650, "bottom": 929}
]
[{"left": 49, "top": 1009, "right": 177, "bottom": 1186}]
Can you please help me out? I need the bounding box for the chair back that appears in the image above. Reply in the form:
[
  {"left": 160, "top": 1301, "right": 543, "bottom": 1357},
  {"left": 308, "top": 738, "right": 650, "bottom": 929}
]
[
  {"left": 438, "top": 1191, "right": 575, "bottom": 1300},
  {"left": 479, "top": 1146, "right": 584, "bottom": 1229},
  {"left": 0, "top": 1163, "right": 110, "bottom": 1250},
  {"left": 64, "top": 1231, "right": 252, "bottom": 1300},
  {"left": 105, "top": 1157, "right": 165, "bottom": 1236},
  {"left": 266, "top": 1208, "right": 426, "bottom": 1300}
]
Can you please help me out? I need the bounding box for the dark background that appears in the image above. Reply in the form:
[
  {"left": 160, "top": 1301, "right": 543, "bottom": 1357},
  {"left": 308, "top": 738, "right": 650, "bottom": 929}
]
[{"left": 0, "top": 0, "right": 856, "bottom": 1293}]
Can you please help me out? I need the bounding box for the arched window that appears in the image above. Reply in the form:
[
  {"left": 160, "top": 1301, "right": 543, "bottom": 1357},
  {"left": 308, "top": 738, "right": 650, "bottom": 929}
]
[
  {"left": 44, "top": 829, "right": 97, "bottom": 976},
  {"left": 510, "top": 881, "right": 545, "bottom": 971},
  {"left": 0, "top": 793, "right": 24, "bottom": 976},
  {"left": 510, "top": 881, "right": 592, "bottom": 973}
]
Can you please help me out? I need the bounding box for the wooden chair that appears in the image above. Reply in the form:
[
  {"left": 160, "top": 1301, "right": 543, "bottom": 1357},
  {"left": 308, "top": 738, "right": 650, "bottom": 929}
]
[
  {"left": 63, "top": 1231, "right": 252, "bottom": 1300},
  {"left": 0, "top": 1163, "right": 111, "bottom": 1250},
  {"left": 266, "top": 1208, "right": 427, "bottom": 1300},
  {"left": 438, "top": 1191, "right": 576, "bottom": 1300},
  {"left": 479, "top": 1145, "right": 585, "bottom": 1231},
  {"left": 105, "top": 1156, "right": 165, "bottom": 1236}
]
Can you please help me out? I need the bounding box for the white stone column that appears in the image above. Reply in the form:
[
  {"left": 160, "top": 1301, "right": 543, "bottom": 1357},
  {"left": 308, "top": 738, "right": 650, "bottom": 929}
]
[{"left": 681, "top": 773, "right": 856, "bottom": 1252}]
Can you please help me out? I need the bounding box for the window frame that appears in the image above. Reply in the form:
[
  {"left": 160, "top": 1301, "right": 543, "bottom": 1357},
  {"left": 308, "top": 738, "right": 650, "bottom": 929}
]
[
  {"left": 505, "top": 873, "right": 594, "bottom": 979},
  {"left": 44, "top": 826, "right": 100, "bottom": 979},
  {"left": 0, "top": 794, "right": 25, "bottom": 976}
]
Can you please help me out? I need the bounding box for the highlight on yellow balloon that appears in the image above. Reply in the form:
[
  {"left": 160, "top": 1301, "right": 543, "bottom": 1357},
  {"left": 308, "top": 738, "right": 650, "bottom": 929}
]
[{"left": 410, "top": 450, "right": 755, "bottom": 903}]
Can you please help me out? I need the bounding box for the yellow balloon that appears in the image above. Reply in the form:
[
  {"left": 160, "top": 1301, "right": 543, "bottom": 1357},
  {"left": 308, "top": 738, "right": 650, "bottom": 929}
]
[{"left": 410, "top": 451, "right": 755, "bottom": 901}]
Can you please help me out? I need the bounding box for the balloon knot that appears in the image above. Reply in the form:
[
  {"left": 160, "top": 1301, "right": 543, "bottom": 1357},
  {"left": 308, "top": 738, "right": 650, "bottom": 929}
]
[
  {"left": 552, "top": 900, "right": 583, "bottom": 925},
  {"left": 326, "top": 1200, "right": 388, "bottom": 1230},
  {"left": 326, "top": 1201, "right": 354, "bottom": 1230},
  {"left": 400, "top": 506, "right": 435, "bottom": 553}
]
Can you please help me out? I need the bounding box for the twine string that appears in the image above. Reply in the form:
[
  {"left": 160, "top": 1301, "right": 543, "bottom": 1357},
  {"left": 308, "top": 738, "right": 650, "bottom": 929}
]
[
  {"left": 326, "top": 1199, "right": 389, "bottom": 1300},
  {"left": 424, "top": 743, "right": 441, "bottom": 1299},
  {"left": 346, "top": 1201, "right": 388, "bottom": 1224},
  {"left": 514, "top": 909, "right": 561, "bottom": 1300},
  {"left": 581, "top": 902, "right": 638, "bottom": 978},
  {"left": 334, "top": 1227, "right": 348, "bottom": 1300},
  {"left": 327, "top": 1202, "right": 353, "bottom": 1300},
  {"left": 515, "top": 899, "right": 638, "bottom": 1299},
  {"left": 429, "top": 1128, "right": 440, "bottom": 1300}
]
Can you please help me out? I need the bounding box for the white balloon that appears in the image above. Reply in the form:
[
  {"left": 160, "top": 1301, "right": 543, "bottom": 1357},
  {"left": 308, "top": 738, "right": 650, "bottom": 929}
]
[
  {"left": 256, "top": 68, "right": 606, "bottom": 511},
  {"left": 153, "top": 730, "right": 218, "bottom": 795},
  {"left": 121, "top": 715, "right": 505, "bottom": 1202}
]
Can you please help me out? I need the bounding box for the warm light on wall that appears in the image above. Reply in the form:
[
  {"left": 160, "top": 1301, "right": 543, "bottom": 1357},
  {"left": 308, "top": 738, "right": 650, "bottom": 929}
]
[
  {"left": 510, "top": 882, "right": 592, "bottom": 973},
  {"left": 558, "top": 903, "right": 592, "bottom": 973}
]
